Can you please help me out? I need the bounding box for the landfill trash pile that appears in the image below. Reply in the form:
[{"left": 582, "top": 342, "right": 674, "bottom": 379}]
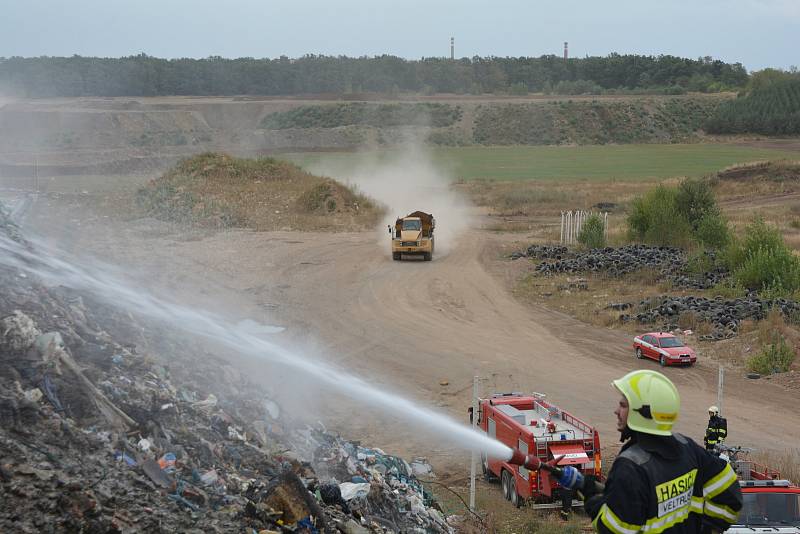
[
  {"left": 0, "top": 203, "right": 453, "bottom": 533},
  {"left": 513, "top": 244, "right": 726, "bottom": 289},
  {"left": 625, "top": 294, "right": 800, "bottom": 341}
]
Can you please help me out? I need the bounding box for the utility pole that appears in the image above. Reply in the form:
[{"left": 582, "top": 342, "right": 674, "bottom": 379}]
[
  {"left": 450, "top": 37, "right": 455, "bottom": 60},
  {"left": 469, "top": 375, "right": 479, "bottom": 510}
]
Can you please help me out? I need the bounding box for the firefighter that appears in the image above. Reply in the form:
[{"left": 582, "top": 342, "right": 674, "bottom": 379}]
[
  {"left": 704, "top": 406, "right": 727, "bottom": 452},
  {"left": 573, "top": 370, "right": 742, "bottom": 533}
]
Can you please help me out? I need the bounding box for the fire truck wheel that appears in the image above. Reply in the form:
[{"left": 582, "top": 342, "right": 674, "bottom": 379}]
[
  {"left": 481, "top": 454, "right": 493, "bottom": 481},
  {"left": 510, "top": 483, "right": 521, "bottom": 508},
  {"left": 501, "top": 471, "right": 511, "bottom": 500}
]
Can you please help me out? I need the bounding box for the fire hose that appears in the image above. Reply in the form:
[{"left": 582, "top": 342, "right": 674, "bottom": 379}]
[{"left": 507, "top": 449, "right": 605, "bottom": 496}]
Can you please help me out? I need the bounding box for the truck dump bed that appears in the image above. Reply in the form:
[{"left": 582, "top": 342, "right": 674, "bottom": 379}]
[{"left": 395, "top": 211, "right": 434, "bottom": 237}]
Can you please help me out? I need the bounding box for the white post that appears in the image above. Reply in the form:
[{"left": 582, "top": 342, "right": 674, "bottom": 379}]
[
  {"left": 560, "top": 211, "right": 565, "bottom": 244},
  {"left": 469, "top": 375, "right": 479, "bottom": 511},
  {"left": 717, "top": 366, "right": 724, "bottom": 416},
  {"left": 604, "top": 212, "right": 609, "bottom": 240},
  {"left": 569, "top": 211, "right": 574, "bottom": 244}
]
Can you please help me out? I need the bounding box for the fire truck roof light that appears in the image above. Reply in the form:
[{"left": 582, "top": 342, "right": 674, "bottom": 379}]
[{"left": 741, "top": 480, "right": 791, "bottom": 487}]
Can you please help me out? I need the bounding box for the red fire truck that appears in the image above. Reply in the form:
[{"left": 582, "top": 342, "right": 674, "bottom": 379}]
[
  {"left": 474, "top": 392, "right": 602, "bottom": 508},
  {"left": 720, "top": 445, "right": 800, "bottom": 532}
]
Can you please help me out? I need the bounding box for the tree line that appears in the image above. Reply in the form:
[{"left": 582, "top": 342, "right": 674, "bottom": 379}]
[
  {"left": 0, "top": 53, "right": 748, "bottom": 97},
  {"left": 705, "top": 69, "right": 800, "bottom": 135}
]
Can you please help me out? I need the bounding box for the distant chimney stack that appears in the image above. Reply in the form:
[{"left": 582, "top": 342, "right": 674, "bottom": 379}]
[
  {"left": 450, "top": 37, "right": 455, "bottom": 60},
  {"left": 564, "top": 41, "right": 568, "bottom": 60}
]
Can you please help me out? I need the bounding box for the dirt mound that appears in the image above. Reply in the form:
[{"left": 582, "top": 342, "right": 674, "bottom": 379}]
[
  {"left": 136, "top": 153, "right": 384, "bottom": 231},
  {"left": 715, "top": 160, "right": 800, "bottom": 182}
]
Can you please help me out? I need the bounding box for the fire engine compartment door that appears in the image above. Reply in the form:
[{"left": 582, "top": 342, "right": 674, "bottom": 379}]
[
  {"left": 518, "top": 440, "right": 529, "bottom": 480},
  {"left": 550, "top": 443, "right": 590, "bottom": 465}
]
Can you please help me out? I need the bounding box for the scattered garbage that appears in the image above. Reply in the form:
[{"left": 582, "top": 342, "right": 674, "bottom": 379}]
[{"left": 0, "top": 207, "right": 453, "bottom": 533}]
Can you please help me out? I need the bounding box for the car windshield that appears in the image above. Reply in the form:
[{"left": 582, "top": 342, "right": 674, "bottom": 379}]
[
  {"left": 658, "top": 337, "right": 684, "bottom": 348},
  {"left": 738, "top": 493, "right": 800, "bottom": 526},
  {"left": 402, "top": 220, "right": 421, "bottom": 231}
]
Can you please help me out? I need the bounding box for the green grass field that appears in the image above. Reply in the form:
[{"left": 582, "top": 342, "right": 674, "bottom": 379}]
[{"left": 280, "top": 144, "right": 800, "bottom": 182}]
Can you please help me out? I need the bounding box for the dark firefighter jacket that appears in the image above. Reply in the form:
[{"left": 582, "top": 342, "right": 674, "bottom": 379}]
[
  {"left": 585, "top": 432, "right": 742, "bottom": 534},
  {"left": 704, "top": 415, "right": 727, "bottom": 448}
]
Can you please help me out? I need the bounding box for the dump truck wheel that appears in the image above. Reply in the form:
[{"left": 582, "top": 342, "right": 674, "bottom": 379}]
[
  {"left": 423, "top": 252, "right": 432, "bottom": 261},
  {"left": 392, "top": 253, "right": 401, "bottom": 261}
]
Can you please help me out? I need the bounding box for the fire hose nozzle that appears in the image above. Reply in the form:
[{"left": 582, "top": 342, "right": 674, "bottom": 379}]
[{"left": 507, "top": 449, "right": 547, "bottom": 472}]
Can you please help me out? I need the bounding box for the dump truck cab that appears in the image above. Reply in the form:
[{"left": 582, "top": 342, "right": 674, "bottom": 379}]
[{"left": 390, "top": 211, "right": 435, "bottom": 261}]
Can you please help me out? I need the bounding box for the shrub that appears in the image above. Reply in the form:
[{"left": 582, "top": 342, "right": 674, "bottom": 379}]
[
  {"left": 627, "top": 185, "right": 694, "bottom": 247},
  {"left": 676, "top": 178, "right": 718, "bottom": 231},
  {"left": 725, "top": 218, "right": 800, "bottom": 296},
  {"left": 696, "top": 212, "right": 731, "bottom": 248},
  {"left": 578, "top": 214, "right": 606, "bottom": 249},
  {"left": 628, "top": 178, "right": 729, "bottom": 249},
  {"left": 747, "top": 335, "right": 796, "bottom": 375}
]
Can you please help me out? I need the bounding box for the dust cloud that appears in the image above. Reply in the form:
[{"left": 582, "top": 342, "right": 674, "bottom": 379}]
[{"left": 303, "top": 142, "right": 471, "bottom": 259}]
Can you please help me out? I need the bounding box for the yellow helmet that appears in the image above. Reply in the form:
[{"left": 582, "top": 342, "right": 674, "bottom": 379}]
[{"left": 613, "top": 370, "right": 680, "bottom": 436}]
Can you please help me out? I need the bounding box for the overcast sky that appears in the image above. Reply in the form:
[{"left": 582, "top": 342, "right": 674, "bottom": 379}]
[{"left": 1, "top": 0, "right": 797, "bottom": 71}]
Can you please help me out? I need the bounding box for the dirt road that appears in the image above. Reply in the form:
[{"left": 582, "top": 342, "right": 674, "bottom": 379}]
[{"left": 16, "top": 190, "right": 800, "bottom": 479}]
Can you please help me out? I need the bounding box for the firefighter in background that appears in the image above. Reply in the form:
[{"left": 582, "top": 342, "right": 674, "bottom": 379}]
[
  {"left": 572, "top": 370, "right": 742, "bottom": 533},
  {"left": 704, "top": 406, "right": 727, "bottom": 452}
]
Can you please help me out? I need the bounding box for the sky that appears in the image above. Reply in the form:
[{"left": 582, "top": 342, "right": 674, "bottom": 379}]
[{"left": 0, "top": 0, "right": 797, "bottom": 71}]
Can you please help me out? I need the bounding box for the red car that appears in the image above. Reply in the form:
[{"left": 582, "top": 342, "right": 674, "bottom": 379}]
[{"left": 632, "top": 332, "right": 696, "bottom": 367}]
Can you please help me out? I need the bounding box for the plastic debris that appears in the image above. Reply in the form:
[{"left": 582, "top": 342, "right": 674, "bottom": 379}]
[
  {"left": 199, "top": 469, "right": 218, "bottom": 486},
  {"left": 338, "top": 482, "right": 370, "bottom": 501},
  {"left": 114, "top": 451, "right": 137, "bottom": 466},
  {"left": 192, "top": 394, "right": 218, "bottom": 413},
  {"left": 158, "top": 452, "right": 177, "bottom": 470},
  {"left": 23, "top": 388, "right": 43, "bottom": 402}
]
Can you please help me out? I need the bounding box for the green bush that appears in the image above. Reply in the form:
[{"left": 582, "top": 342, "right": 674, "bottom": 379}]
[
  {"left": 733, "top": 246, "right": 800, "bottom": 295},
  {"left": 627, "top": 185, "right": 694, "bottom": 247},
  {"left": 724, "top": 218, "right": 800, "bottom": 296},
  {"left": 676, "top": 178, "right": 718, "bottom": 231},
  {"left": 627, "top": 178, "right": 729, "bottom": 249},
  {"left": 578, "top": 214, "right": 606, "bottom": 249},
  {"left": 747, "top": 335, "right": 796, "bottom": 375},
  {"left": 696, "top": 212, "right": 731, "bottom": 248}
]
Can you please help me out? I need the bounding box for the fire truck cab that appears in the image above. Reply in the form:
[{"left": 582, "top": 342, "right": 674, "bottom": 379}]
[
  {"left": 722, "top": 446, "right": 800, "bottom": 532},
  {"left": 474, "top": 392, "right": 602, "bottom": 508}
]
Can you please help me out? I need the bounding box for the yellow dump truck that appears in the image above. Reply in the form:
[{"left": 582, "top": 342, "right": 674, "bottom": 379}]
[{"left": 389, "top": 211, "right": 435, "bottom": 261}]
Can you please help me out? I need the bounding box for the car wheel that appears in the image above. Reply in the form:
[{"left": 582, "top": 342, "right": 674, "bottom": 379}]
[
  {"left": 501, "top": 471, "right": 511, "bottom": 500},
  {"left": 660, "top": 355, "right": 667, "bottom": 367},
  {"left": 635, "top": 347, "right": 643, "bottom": 359}
]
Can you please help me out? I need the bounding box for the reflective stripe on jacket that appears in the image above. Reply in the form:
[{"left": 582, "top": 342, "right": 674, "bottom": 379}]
[{"left": 704, "top": 416, "right": 727, "bottom": 446}]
